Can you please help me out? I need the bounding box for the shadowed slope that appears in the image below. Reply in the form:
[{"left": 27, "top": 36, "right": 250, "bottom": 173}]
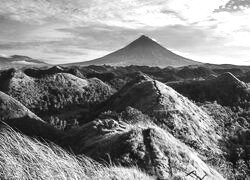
[
  {"left": 0, "top": 91, "right": 63, "bottom": 142},
  {"left": 0, "top": 91, "right": 42, "bottom": 121},
  {"left": 24, "top": 66, "right": 85, "bottom": 79}
]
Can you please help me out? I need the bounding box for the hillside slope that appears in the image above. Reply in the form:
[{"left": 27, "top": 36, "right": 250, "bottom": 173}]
[{"left": 98, "top": 74, "right": 223, "bottom": 156}]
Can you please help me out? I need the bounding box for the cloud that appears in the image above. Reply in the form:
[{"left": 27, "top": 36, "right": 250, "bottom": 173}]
[
  {"left": 0, "top": 0, "right": 230, "bottom": 28},
  {"left": 216, "top": 0, "right": 250, "bottom": 12},
  {"left": 0, "top": 0, "right": 250, "bottom": 65},
  {"left": 200, "top": 7, "right": 250, "bottom": 50},
  {"left": 57, "top": 25, "right": 143, "bottom": 51},
  {"left": 164, "top": 0, "right": 230, "bottom": 22}
]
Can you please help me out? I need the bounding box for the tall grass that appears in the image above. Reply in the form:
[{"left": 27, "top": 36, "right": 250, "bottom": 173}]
[{"left": 0, "top": 127, "right": 154, "bottom": 180}]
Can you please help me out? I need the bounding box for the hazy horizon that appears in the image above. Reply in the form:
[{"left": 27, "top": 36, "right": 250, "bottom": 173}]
[{"left": 0, "top": 0, "right": 250, "bottom": 65}]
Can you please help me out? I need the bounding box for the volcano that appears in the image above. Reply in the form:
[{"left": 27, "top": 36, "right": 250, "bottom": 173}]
[{"left": 71, "top": 35, "right": 201, "bottom": 67}]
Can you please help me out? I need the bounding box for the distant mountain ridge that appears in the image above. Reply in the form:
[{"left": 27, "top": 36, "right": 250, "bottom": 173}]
[
  {"left": 0, "top": 55, "right": 47, "bottom": 69},
  {"left": 68, "top": 35, "right": 202, "bottom": 67}
]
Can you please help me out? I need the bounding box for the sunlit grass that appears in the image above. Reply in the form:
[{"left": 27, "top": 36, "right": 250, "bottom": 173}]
[{"left": 0, "top": 127, "right": 154, "bottom": 180}]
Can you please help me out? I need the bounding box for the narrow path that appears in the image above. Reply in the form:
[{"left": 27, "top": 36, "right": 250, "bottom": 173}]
[{"left": 153, "top": 80, "right": 162, "bottom": 104}]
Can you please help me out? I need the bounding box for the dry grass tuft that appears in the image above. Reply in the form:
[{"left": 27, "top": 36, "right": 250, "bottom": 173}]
[{"left": 0, "top": 127, "right": 154, "bottom": 180}]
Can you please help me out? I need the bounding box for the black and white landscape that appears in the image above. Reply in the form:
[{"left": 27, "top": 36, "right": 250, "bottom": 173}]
[{"left": 1, "top": 1, "right": 250, "bottom": 180}]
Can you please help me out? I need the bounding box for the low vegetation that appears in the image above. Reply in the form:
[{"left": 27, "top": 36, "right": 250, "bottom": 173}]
[
  {"left": 200, "top": 101, "right": 250, "bottom": 179},
  {"left": 0, "top": 127, "right": 153, "bottom": 180}
]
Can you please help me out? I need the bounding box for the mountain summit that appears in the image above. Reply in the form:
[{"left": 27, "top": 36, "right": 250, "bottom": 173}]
[
  {"left": 127, "top": 35, "right": 157, "bottom": 47},
  {"left": 71, "top": 35, "right": 201, "bottom": 67}
]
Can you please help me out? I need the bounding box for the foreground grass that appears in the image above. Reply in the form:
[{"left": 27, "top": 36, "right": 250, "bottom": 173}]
[{"left": 0, "top": 128, "right": 154, "bottom": 180}]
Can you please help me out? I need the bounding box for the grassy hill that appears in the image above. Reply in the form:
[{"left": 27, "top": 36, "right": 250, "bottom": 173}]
[
  {"left": 0, "top": 68, "right": 115, "bottom": 128},
  {"left": 167, "top": 72, "right": 250, "bottom": 108}
]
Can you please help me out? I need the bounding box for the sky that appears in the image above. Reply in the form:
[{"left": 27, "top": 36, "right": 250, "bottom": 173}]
[{"left": 0, "top": 0, "right": 250, "bottom": 65}]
